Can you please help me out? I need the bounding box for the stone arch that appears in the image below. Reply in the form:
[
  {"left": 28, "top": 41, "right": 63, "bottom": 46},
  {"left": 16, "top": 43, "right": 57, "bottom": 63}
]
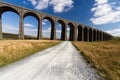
[
  {"left": 0, "top": 6, "right": 20, "bottom": 39},
  {"left": 43, "top": 16, "right": 54, "bottom": 24},
  {"left": 84, "top": 27, "right": 88, "bottom": 41},
  {"left": 68, "top": 23, "right": 74, "bottom": 41},
  {"left": 77, "top": 25, "right": 83, "bottom": 41},
  {"left": 42, "top": 16, "right": 55, "bottom": 40},
  {"left": 23, "top": 12, "right": 39, "bottom": 21},
  {"left": 0, "top": 6, "right": 19, "bottom": 15},
  {"left": 93, "top": 29, "right": 97, "bottom": 41},
  {"left": 57, "top": 20, "right": 66, "bottom": 40},
  {"left": 89, "top": 28, "right": 93, "bottom": 42},
  {"left": 23, "top": 12, "right": 40, "bottom": 39}
]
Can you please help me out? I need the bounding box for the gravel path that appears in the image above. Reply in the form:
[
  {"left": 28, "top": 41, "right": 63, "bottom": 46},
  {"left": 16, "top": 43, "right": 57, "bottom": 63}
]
[{"left": 0, "top": 41, "right": 100, "bottom": 80}]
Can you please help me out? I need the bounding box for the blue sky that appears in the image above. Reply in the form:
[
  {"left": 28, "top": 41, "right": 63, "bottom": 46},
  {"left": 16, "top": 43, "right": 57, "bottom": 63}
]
[{"left": 1, "top": 0, "right": 120, "bottom": 38}]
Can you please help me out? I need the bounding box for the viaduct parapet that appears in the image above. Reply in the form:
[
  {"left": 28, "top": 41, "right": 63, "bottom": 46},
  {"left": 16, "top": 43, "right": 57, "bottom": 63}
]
[{"left": 0, "top": 2, "right": 112, "bottom": 41}]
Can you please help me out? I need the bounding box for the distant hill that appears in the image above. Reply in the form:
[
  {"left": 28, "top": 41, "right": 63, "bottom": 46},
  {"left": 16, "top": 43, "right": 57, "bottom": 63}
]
[
  {"left": 2, "top": 33, "right": 52, "bottom": 40},
  {"left": 2, "top": 33, "right": 64, "bottom": 40},
  {"left": 3, "top": 33, "right": 37, "bottom": 39}
]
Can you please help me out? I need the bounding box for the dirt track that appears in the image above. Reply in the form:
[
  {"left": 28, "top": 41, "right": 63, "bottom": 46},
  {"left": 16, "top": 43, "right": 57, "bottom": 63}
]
[{"left": 0, "top": 41, "right": 100, "bottom": 80}]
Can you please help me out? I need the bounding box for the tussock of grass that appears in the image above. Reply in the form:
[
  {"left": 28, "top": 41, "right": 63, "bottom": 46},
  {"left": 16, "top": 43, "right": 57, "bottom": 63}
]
[
  {"left": 73, "top": 40, "right": 120, "bottom": 80},
  {"left": 0, "top": 40, "right": 61, "bottom": 67}
]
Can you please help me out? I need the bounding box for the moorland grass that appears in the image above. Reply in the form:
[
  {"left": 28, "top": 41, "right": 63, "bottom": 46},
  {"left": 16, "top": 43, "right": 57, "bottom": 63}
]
[
  {"left": 73, "top": 40, "right": 120, "bottom": 80},
  {"left": 0, "top": 40, "right": 61, "bottom": 68}
]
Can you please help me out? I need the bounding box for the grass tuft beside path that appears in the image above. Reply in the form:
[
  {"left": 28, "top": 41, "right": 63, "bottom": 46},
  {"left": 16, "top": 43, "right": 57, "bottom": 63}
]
[
  {"left": 73, "top": 40, "right": 120, "bottom": 80},
  {"left": 0, "top": 40, "right": 61, "bottom": 68}
]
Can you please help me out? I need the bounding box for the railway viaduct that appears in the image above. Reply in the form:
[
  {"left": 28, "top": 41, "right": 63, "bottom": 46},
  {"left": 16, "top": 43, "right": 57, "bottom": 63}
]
[{"left": 0, "top": 2, "right": 112, "bottom": 41}]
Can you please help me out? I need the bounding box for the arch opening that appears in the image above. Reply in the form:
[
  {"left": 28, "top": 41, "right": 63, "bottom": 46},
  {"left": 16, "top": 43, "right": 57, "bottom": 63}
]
[
  {"left": 84, "top": 27, "right": 88, "bottom": 41},
  {"left": 89, "top": 29, "right": 93, "bottom": 42},
  {"left": 68, "top": 23, "right": 74, "bottom": 41},
  {"left": 66, "top": 25, "right": 70, "bottom": 41},
  {"left": 57, "top": 20, "right": 66, "bottom": 40},
  {"left": 23, "top": 12, "right": 39, "bottom": 21},
  {"left": 93, "top": 30, "right": 96, "bottom": 41},
  {"left": 97, "top": 31, "right": 100, "bottom": 41},
  {"left": 100, "top": 32, "right": 102, "bottom": 41},
  {"left": 77, "top": 25, "right": 83, "bottom": 41},
  {"left": 24, "top": 16, "right": 38, "bottom": 39},
  {"left": 42, "top": 19, "right": 51, "bottom": 40},
  {"left": 2, "top": 11, "right": 19, "bottom": 39},
  {"left": 56, "top": 22, "right": 62, "bottom": 40},
  {"left": 43, "top": 17, "right": 55, "bottom": 40}
]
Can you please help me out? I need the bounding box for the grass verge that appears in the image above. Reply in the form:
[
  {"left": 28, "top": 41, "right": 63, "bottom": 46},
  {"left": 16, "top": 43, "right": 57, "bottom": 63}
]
[
  {"left": 0, "top": 40, "right": 61, "bottom": 68},
  {"left": 73, "top": 40, "right": 120, "bottom": 80}
]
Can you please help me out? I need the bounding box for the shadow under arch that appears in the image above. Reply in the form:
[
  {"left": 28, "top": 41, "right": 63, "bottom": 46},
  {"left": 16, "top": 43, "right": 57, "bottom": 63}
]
[
  {"left": 84, "top": 27, "right": 88, "bottom": 41},
  {"left": 68, "top": 23, "right": 74, "bottom": 41},
  {"left": 97, "top": 30, "right": 100, "bottom": 41},
  {"left": 89, "top": 28, "right": 93, "bottom": 42},
  {"left": 77, "top": 25, "right": 83, "bottom": 41},
  {"left": 99, "top": 32, "right": 102, "bottom": 41},
  {"left": 57, "top": 20, "right": 66, "bottom": 40},
  {"left": 93, "top": 29, "right": 97, "bottom": 41}
]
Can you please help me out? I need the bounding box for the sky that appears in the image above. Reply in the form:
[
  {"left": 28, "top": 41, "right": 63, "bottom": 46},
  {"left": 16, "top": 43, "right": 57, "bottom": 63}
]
[{"left": 1, "top": 0, "right": 120, "bottom": 39}]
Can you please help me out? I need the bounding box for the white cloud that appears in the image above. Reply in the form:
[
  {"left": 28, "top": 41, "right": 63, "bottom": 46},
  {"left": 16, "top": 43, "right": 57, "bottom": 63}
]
[
  {"left": 23, "top": 1, "right": 27, "bottom": 4},
  {"left": 50, "top": 0, "right": 73, "bottom": 13},
  {"left": 42, "top": 21, "right": 47, "bottom": 25},
  {"left": 94, "top": 0, "right": 108, "bottom": 5},
  {"left": 91, "top": 11, "right": 120, "bottom": 25},
  {"left": 24, "top": 23, "right": 33, "bottom": 27},
  {"left": 36, "top": 0, "right": 49, "bottom": 10},
  {"left": 42, "top": 27, "right": 51, "bottom": 38},
  {"left": 24, "top": 28, "right": 37, "bottom": 32},
  {"left": 3, "top": 24, "right": 37, "bottom": 36},
  {"left": 42, "top": 27, "right": 62, "bottom": 38},
  {"left": 91, "top": 0, "right": 120, "bottom": 25},
  {"left": 24, "top": 27, "right": 37, "bottom": 36},
  {"left": 67, "top": 28, "right": 70, "bottom": 31},
  {"left": 91, "top": 3, "right": 112, "bottom": 17},
  {"left": 42, "top": 19, "right": 50, "bottom": 25},
  {"left": 56, "top": 29, "right": 61, "bottom": 39},
  {"left": 106, "top": 28, "right": 120, "bottom": 37},
  {"left": 56, "top": 30, "right": 61, "bottom": 33},
  {"left": 27, "top": 0, "right": 74, "bottom": 13},
  {"left": 116, "top": 7, "right": 120, "bottom": 10},
  {"left": 28, "top": 0, "right": 37, "bottom": 5},
  {"left": 43, "top": 27, "right": 61, "bottom": 33},
  {"left": 42, "top": 27, "right": 51, "bottom": 33},
  {"left": 43, "top": 19, "right": 48, "bottom": 22},
  {"left": 2, "top": 24, "right": 19, "bottom": 34},
  {"left": 58, "top": 24, "right": 61, "bottom": 27}
]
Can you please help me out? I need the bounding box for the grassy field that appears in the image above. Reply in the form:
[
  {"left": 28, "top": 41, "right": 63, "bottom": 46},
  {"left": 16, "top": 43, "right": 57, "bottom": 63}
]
[
  {"left": 73, "top": 40, "right": 120, "bottom": 80},
  {"left": 0, "top": 40, "right": 61, "bottom": 68}
]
